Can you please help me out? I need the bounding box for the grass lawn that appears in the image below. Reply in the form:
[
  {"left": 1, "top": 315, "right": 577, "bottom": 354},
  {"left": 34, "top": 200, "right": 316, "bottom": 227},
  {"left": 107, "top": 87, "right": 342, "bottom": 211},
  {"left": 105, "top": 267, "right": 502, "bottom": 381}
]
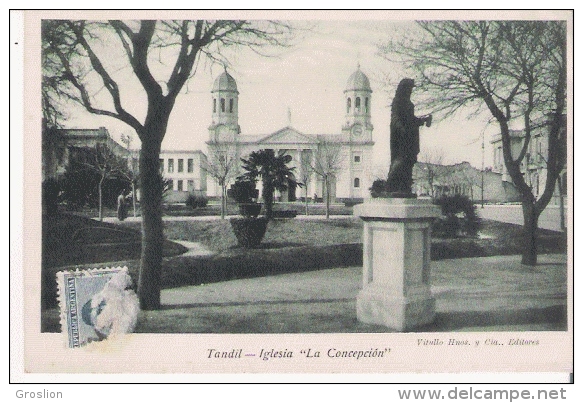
[
  {"left": 41, "top": 213, "right": 567, "bottom": 311},
  {"left": 42, "top": 213, "right": 187, "bottom": 268},
  {"left": 41, "top": 213, "right": 187, "bottom": 309},
  {"left": 67, "top": 201, "right": 354, "bottom": 219},
  {"left": 40, "top": 213, "right": 567, "bottom": 333},
  {"left": 126, "top": 217, "right": 362, "bottom": 254},
  {"left": 119, "top": 217, "right": 566, "bottom": 259}
]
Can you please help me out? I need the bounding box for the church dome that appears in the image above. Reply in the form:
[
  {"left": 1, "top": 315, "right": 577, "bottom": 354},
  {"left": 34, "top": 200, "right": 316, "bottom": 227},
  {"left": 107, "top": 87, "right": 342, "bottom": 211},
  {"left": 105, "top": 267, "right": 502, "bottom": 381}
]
[
  {"left": 345, "top": 65, "right": 371, "bottom": 92},
  {"left": 212, "top": 70, "right": 238, "bottom": 93}
]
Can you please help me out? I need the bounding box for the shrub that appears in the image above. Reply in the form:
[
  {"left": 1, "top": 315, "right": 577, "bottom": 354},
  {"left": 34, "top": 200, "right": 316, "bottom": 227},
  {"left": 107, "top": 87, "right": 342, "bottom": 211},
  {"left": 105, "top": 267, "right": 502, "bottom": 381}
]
[
  {"left": 344, "top": 199, "right": 363, "bottom": 207},
  {"left": 238, "top": 203, "right": 262, "bottom": 218},
  {"left": 369, "top": 178, "right": 388, "bottom": 198},
  {"left": 186, "top": 194, "right": 196, "bottom": 209},
  {"left": 433, "top": 194, "right": 481, "bottom": 238},
  {"left": 229, "top": 180, "right": 258, "bottom": 204},
  {"left": 229, "top": 217, "right": 269, "bottom": 248},
  {"left": 42, "top": 178, "right": 60, "bottom": 216},
  {"left": 186, "top": 194, "right": 208, "bottom": 209},
  {"left": 271, "top": 210, "right": 297, "bottom": 219}
]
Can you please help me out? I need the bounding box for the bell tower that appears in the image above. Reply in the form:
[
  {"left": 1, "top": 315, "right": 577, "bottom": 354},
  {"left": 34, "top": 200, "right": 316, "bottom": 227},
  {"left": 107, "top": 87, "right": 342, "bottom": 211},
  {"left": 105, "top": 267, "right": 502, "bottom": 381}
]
[
  {"left": 342, "top": 64, "right": 373, "bottom": 141},
  {"left": 209, "top": 68, "right": 240, "bottom": 142}
]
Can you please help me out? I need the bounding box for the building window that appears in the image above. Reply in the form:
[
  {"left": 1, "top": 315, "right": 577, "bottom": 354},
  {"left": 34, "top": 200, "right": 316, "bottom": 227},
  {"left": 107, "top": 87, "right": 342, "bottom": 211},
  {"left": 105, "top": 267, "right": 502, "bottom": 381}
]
[
  {"left": 167, "top": 179, "right": 173, "bottom": 191},
  {"left": 354, "top": 155, "right": 361, "bottom": 163},
  {"left": 188, "top": 180, "right": 194, "bottom": 192},
  {"left": 354, "top": 178, "right": 360, "bottom": 188},
  {"left": 178, "top": 159, "right": 184, "bottom": 173},
  {"left": 159, "top": 159, "right": 164, "bottom": 173},
  {"left": 347, "top": 98, "right": 351, "bottom": 113},
  {"left": 177, "top": 180, "right": 183, "bottom": 191},
  {"left": 213, "top": 98, "right": 216, "bottom": 113},
  {"left": 221, "top": 98, "right": 225, "bottom": 112},
  {"left": 355, "top": 97, "right": 361, "bottom": 112},
  {"left": 188, "top": 158, "right": 194, "bottom": 173},
  {"left": 229, "top": 98, "right": 234, "bottom": 113},
  {"left": 365, "top": 97, "right": 369, "bottom": 113},
  {"left": 168, "top": 159, "right": 174, "bottom": 173}
]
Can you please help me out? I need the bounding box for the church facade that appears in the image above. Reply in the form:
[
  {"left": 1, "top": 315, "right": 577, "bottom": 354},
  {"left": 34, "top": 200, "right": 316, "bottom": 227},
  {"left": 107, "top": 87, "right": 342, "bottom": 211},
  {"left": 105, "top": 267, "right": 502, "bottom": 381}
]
[{"left": 206, "top": 67, "right": 375, "bottom": 202}]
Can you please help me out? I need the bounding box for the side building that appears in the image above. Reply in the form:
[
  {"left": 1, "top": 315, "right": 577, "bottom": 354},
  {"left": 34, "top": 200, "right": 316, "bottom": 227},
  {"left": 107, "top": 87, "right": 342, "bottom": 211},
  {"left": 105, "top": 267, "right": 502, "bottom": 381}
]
[
  {"left": 490, "top": 116, "right": 567, "bottom": 205},
  {"left": 206, "top": 66, "right": 375, "bottom": 203},
  {"left": 42, "top": 125, "right": 129, "bottom": 181},
  {"left": 413, "top": 161, "right": 520, "bottom": 203},
  {"left": 158, "top": 150, "right": 208, "bottom": 203}
]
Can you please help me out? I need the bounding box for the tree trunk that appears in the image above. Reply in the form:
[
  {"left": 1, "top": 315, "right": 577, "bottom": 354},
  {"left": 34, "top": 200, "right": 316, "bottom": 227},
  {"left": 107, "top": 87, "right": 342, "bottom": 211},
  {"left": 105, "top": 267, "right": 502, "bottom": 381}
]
[
  {"left": 305, "top": 185, "right": 309, "bottom": 216},
  {"left": 263, "top": 182, "right": 274, "bottom": 220},
  {"left": 429, "top": 174, "right": 434, "bottom": 201},
  {"left": 221, "top": 183, "right": 227, "bottom": 219},
  {"left": 98, "top": 176, "right": 104, "bottom": 221},
  {"left": 557, "top": 176, "right": 566, "bottom": 232},
  {"left": 481, "top": 171, "right": 485, "bottom": 208},
  {"left": 325, "top": 176, "right": 330, "bottom": 219},
  {"left": 521, "top": 201, "right": 539, "bottom": 266},
  {"left": 137, "top": 139, "right": 164, "bottom": 310},
  {"left": 132, "top": 181, "right": 137, "bottom": 218}
]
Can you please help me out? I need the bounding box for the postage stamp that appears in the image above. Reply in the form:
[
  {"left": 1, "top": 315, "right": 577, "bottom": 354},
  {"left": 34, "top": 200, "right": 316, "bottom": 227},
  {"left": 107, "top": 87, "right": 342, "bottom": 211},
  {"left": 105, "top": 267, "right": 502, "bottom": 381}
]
[{"left": 56, "top": 267, "right": 139, "bottom": 348}]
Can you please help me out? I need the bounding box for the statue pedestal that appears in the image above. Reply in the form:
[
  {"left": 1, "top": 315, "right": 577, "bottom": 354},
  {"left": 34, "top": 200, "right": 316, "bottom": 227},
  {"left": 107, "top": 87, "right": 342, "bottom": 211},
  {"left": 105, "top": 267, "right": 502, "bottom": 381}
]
[{"left": 354, "top": 198, "right": 441, "bottom": 331}]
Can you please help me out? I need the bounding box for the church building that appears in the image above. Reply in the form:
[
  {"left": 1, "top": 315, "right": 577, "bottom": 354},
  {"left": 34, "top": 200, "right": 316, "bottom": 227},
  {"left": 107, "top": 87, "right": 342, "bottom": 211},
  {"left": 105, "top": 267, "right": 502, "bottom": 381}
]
[{"left": 206, "top": 66, "right": 375, "bottom": 203}]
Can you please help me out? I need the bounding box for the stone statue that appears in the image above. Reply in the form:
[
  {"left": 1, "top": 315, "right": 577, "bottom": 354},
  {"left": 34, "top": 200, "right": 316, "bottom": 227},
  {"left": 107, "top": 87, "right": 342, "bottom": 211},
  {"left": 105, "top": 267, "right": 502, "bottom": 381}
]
[{"left": 386, "top": 78, "right": 432, "bottom": 197}]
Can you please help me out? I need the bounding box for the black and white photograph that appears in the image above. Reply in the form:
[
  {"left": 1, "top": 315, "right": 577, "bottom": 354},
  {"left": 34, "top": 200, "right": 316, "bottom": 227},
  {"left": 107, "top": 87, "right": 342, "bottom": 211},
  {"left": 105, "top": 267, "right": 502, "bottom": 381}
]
[{"left": 16, "top": 9, "right": 572, "bottom": 377}]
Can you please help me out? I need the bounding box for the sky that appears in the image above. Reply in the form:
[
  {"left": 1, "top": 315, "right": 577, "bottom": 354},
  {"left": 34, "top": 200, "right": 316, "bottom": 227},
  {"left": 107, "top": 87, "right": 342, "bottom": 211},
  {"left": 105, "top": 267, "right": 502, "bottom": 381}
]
[{"left": 63, "top": 18, "right": 504, "bottom": 176}]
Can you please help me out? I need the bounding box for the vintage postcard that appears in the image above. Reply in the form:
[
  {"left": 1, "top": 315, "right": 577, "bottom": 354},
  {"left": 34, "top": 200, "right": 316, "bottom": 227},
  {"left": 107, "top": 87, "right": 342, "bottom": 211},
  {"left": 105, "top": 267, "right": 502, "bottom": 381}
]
[{"left": 15, "top": 9, "right": 572, "bottom": 380}]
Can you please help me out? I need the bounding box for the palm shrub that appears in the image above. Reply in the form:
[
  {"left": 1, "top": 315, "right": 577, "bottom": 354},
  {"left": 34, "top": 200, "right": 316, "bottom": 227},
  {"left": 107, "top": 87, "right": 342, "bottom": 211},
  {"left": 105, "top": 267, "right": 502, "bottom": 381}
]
[
  {"left": 186, "top": 194, "right": 208, "bottom": 209},
  {"left": 229, "top": 179, "right": 261, "bottom": 218},
  {"left": 229, "top": 180, "right": 259, "bottom": 203},
  {"left": 239, "top": 149, "right": 300, "bottom": 220}
]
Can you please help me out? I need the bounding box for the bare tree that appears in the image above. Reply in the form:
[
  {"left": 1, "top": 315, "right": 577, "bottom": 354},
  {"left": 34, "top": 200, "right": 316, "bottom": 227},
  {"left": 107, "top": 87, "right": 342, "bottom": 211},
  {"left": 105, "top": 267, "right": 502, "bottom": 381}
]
[
  {"left": 379, "top": 20, "right": 568, "bottom": 265},
  {"left": 414, "top": 148, "right": 445, "bottom": 200},
  {"left": 41, "top": 26, "right": 70, "bottom": 182},
  {"left": 120, "top": 133, "right": 140, "bottom": 218},
  {"left": 80, "top": 143, "right": 129, "bottom": 221},
  {"left": 537, "top": 149, "right": 567, "bottom": 232},
  {"left": 203, "top": 142, "right": 239, "bottom": 219},
  {"left": 458, "top": 164, "right": 480, "bottom": 201},
  {"left": 42, "top": 19, "right": 294, "bottom": 309},
  {"left": 310, "top": 140, "right": 344, "bottom": 219},
  {"left": 299, "top": 151, "right": 313, "bottom": 215}
]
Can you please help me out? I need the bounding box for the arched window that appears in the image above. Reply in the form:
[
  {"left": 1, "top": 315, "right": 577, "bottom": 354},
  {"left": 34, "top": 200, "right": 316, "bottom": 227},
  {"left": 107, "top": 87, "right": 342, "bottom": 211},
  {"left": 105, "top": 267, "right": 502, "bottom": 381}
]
[
  {"left": 355, "top": 97, "right": 361, "bottom": 112},
  {"left": 213, "top": 98, "right": 216, "bottom": 113},
  {"left": 347, "top": 98, "right": 351, "bottom": 113},
  {"left": 354, "top": 178, "right": 360, "bottom": 188},
  {"left": 229, "top": 98, "right": 234, "bottom": 113},
  {"left": 221, "top": 98, "right": 225, "bottom": 112},
  {"left": 365, "top": 97, "right": 369, "bottom": 113}
]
